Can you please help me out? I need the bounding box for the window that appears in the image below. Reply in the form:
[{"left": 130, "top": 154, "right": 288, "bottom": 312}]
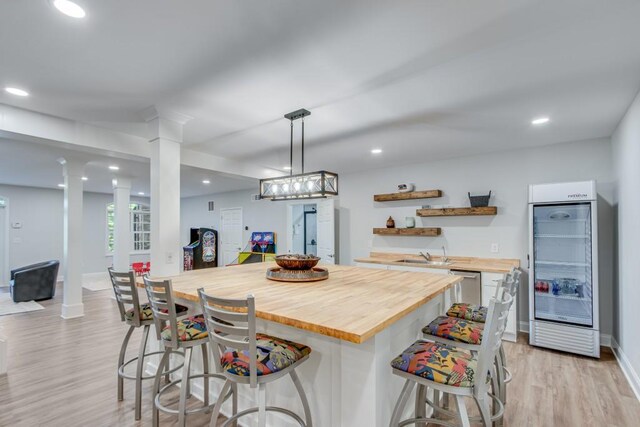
[{"left": 106, "top": 202, "right": 151, "bottom": 253}]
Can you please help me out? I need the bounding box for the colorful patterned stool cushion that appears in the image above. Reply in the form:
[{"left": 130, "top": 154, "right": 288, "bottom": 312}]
[
  {"left": 422, "top": 316, "right": 484, "bottom": 345},
  {"left": 391, "top": 340, "right": 477, "bottom": 387},
  {"left": 221, "top": 333, "right": 311, "bottom": 377},
  {"left": 446, "top": 303, "right": 488, "bottom": 323},
  {"left": 125, "top": 302, "right": 188, "bottom": 321},
  {"left": 161, "top": 315, "right": 208, "bottom": 341}
]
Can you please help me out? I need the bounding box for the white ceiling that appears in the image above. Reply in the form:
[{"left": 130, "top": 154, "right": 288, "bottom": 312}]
[
  {"left": 0, "top": 138, "right": 257, "bottom": 197},
  {"left": 1, "top": 0, "right": 640, "bottom": 177}
]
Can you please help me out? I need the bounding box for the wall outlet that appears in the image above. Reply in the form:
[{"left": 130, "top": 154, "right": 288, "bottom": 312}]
[{"left": 491, "top": 243, "right": 499, "bottom": 253}]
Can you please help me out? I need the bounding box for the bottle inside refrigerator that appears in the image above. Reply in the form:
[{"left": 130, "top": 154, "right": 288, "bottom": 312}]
[{"left": 529, "top": 181, "right": 600, "bottom": 358}]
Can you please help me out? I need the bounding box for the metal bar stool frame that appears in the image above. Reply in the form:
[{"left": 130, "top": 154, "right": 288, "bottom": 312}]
[
  {"left": 143, "top": 276, "right": 233, "bottom": 427},
  {"left": 389, "top": 288, "right": 514, "bottom": 427},
  {"left": 425, "top": 269, "right": 521, "bottom": 409},
  {"left": 198, "top": 288, "right": 313, "bottom": 427},
  {"left": 108, "top": 268, "right": 184, "bottom": 421}
]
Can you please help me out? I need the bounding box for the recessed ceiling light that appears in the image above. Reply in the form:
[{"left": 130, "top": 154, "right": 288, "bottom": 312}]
[
  {"left": 5, "top": 87, "right": 29, "bottom": 97},
  {"left": 283, "top": 166, "right": 292, "bottom": 170},
  {"left": 371, "top": 148, "right": 383, "bottom": 154},
  {"left": 52, "top": 0, "right": 86, "bottom": 18},
  {"left": 81, "top": 176, "right": 88, "bottom": 181},
  {"left": 57, "top": 183, "right": 65, "bottom": 188},
  {"left": 202, "top": 180, "right": 211, "bottom": 184},
  {"left": 138, "top": 192, "right": 145, "bottom": 196},
  {"left": 531, "top": 116, "right": 550, "bottom": 125},
  {"left": 108, "top": 165, "right": 119, "bottom": 171}
]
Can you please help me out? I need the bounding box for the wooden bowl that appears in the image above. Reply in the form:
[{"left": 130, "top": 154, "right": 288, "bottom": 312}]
[{"left": 274, "top": 255, "right": 321, "bottom": 270}]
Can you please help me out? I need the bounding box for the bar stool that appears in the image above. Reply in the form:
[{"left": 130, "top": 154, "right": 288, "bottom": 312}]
[
  {"left": 198, "top": 288, "right": 313, "bottom": 427},
  {"left": 389, "top": 287, "right": 514, "bottom": 427},
  {"left": 423, "top": 268, "right": 521, "bottom": 407},
  {"left": 143, "top": 276, "right": 234, "bottom": 427},
  {"left": 108, "top": 268, "right": 186, "bottom": 421}
]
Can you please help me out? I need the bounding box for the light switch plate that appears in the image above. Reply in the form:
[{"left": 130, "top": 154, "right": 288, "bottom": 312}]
[
  {"left": 491, "top": 243, "right": 499, "bottom": 253},
  {"left": 166, "top": 252, "right": 174, "bottom": 264}
]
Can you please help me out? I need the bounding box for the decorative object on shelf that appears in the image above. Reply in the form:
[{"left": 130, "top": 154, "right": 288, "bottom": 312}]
[
  {"left": 266, "top": 266, "right": 329, "bottom": 282},
  {"left": 374, "top": 190, "right": 442, "bottom": 202},
  {"left": 259, "top": 108, "right": 338, "bottom": 200},
  {"left": 373, "top": 227, "right": 441, "bottom": 236},
  {"left": 397, "top": 183, "right": 415, "bottom": 193},
  {"left": 405, "top": 217, "right": 415, "bottom": 228},
  {"left": 386, "top": 216, "right": 396, "bottom": 228},
  {"left": 416, "top": 206, "right": 498, "bottom": 217},
  {"left": 468, "top": 191, "right": 491, "bottom": 207}
]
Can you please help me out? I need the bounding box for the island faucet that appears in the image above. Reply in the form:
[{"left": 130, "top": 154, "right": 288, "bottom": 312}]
[
  {"left": 442, "top": 246, "right": 449, "bottom": 262},
  {"left": 419, "top": 251, "right": 431, "bottom": 261}
]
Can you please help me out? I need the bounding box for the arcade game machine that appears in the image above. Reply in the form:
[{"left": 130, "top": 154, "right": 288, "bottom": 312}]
[
  {"left": 236, "top": 232, "right": 277, "bottom": 264},
  {"left": 183, "top": 227, "right": 218, "bottom": 271}
]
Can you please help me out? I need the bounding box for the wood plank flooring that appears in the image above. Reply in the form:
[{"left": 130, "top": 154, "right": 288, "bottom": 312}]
[{"left": 1, "top": 284, "right": 639, "bottom": 426}]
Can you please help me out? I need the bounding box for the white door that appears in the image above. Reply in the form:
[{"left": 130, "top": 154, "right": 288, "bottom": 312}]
[
  {"left": 220, "top": 208, "right": 243, "bottom": 266},
  {"left": 0, "top": 198, "right": 7, "bottom": 286},
  {"left": 316, "top": 198, "right": 335, "bottom": 264}
]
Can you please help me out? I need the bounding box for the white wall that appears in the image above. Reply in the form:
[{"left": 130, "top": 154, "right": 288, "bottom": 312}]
[
  {"left": 338, "top": 137, "right": 615, "bottom": 335},
  {"left": 612, "top": 89, "right": 640, "bottom": 386},
  {"left": 0, "top": 184, "right": 149, "bottom": 276}
]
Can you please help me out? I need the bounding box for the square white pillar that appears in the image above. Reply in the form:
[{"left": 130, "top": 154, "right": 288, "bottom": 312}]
[
  {"left": 58, "top": 158, "right": 86, "bottom": 319},
  {"left": 112, "top": 177, "right": 132, "bottom": 271},
  {"left": 144, "top": 107, "right": 192, "bottom": 277}
]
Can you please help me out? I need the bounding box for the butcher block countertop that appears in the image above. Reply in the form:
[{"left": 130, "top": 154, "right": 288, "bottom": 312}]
[
  {"left": 139, "top": 262, "right": 461, "bottom": 344},
  {"left": 354, "top": 252, "right": 520, "bottom": 274}
]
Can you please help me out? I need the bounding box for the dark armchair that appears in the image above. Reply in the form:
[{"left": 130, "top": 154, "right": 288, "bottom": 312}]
[{"left": 9, "top": 260, "right": 60, "bottom": 303}]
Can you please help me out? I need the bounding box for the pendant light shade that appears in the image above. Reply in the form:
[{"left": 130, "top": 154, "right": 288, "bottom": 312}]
[{"left": 259, "top": 109, "right": 339, "bottom": 200}]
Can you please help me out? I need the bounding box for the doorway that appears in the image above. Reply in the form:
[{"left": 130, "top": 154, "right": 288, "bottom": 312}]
[
  {"left": 287, "top": 198, "right": 335, "bottom": 264},
  {"left": 291, "top": 204, "right": 318, "bottom": 256},
  {"left": 220, "top": 207, "right": 243, "bottom": 266},
  {"left": 0, "top": 196, "right": 8, "bottom": 287}
]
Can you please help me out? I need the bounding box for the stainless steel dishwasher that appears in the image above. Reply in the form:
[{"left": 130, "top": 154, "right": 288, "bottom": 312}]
[{"left": 449, "top": 270, "right": 481, "bottom": 305}]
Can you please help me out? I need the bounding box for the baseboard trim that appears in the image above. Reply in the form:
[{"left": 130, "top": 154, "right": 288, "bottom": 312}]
[
  {"left": 611, "top": 337, "right": 640, "bottom": 402},
  {"left": 61, "top": 303, "right": 84, "bottom": 319},
  {"left": 518, "top": 320, "right": 612, "bottom": 347}
]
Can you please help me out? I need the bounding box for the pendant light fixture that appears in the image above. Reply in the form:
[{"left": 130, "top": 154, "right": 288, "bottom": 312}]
[{"left": 259, "top": 108, "right": 338, "bottom": 200}]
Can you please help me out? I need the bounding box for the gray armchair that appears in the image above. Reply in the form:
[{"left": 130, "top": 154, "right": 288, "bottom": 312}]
[{"left": 9, "top": 260, "right": 60, "bottom": 303}]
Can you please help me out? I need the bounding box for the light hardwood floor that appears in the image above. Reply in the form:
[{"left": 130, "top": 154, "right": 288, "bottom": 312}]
[{"left": 1, "top": 285, "right": 639, "bottom": 426}]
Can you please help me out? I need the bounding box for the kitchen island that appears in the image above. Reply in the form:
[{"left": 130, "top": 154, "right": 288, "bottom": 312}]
[{"left": 141, "top": 263, "right": 461, "bottom": 427}]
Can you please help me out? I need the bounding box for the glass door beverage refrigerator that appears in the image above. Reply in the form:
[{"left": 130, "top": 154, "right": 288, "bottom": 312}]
[{"left": 528, "top": 181, "right": 599, "bottom": 358}]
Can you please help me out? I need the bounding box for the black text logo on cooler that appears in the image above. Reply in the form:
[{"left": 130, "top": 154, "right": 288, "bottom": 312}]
[{"left": 567, "top": 193, "right": 588, "bottom": 199}]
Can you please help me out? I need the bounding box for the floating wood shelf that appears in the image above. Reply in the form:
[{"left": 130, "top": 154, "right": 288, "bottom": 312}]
[
  {"left": 416, "top": 206, "right": 498, "bottom": 217},
  {"left": 373, "top": 227, "right": 442, "bottom": 236},
  {"left": 373, "top": 190, "right": 442, "bottom": 202}
]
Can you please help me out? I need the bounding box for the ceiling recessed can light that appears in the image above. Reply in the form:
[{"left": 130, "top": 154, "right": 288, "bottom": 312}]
[
  {"left": 202, "top": 180, "right": 211, "bottom": 184},
  {"left": 81, "top": 176, "right": 88, "bottom": 181},
  {"left": 108, "top": 165, "right": 119, "bottom": 171},
  {"left": 5, "top": 87, "right": 29, "bottom": 97},
  {"left": 138, "top": 192, "right": 145, "bottom": 196},
  {"left": 371, "top": 148, "right": 383, "bottom": 154},
  {"left": 57, "top": 183, "right": 66, "bottom": 188},
  {"left": 283, "top": 166, "right": 292, "bottom": 170},
  {"left": 52, "top": 0, "right": 86, "bottom": 18},
  {"left": 531, "top": 116, "right": 550, "bottom": 125}
]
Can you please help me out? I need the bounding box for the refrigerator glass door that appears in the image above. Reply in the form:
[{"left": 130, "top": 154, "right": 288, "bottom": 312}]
[{"left": 532, "top": 203, "right": 593, "bottom": 326}]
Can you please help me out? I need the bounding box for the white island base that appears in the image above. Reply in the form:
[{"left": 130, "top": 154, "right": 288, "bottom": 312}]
[{"left": 148, "top": 289, "right": 448, "bottom": 427}]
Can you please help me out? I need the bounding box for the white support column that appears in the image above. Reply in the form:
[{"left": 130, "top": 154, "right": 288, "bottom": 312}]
[
  {"left": 58, "top": 158, "right": 86, "bottom": 319},
  {"left": 112, "top": 176, "right": 132, "bottom": 271},
  {"left": 143, "top": 107, "right": 192, "bottom": 277}
]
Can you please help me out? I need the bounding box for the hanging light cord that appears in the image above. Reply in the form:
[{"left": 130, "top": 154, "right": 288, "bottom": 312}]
[
  {"left": 301, "top": 117, "right": 305, "bottom": 174},
  {"left": 289, "top": 120, "right": 294, "bottom": 176}
]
